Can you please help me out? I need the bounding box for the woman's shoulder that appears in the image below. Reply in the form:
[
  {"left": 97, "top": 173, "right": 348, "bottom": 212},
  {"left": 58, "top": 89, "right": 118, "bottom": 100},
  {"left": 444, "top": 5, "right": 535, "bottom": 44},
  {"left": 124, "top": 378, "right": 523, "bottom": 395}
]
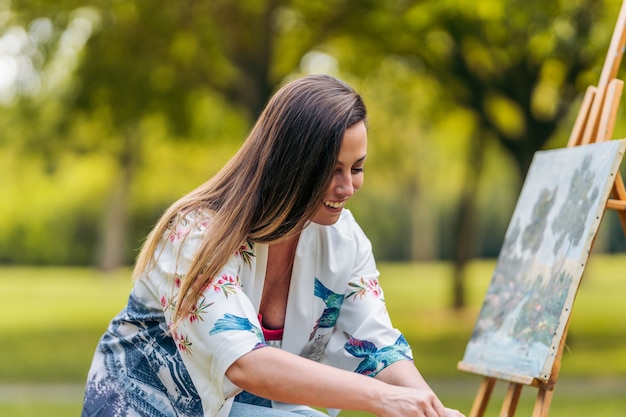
[
  {"left": 174, "top": 206, "right": 213, "bottom": 225},
  {"left": 166, "top": 207, "right": 214, "bottom": 236}
]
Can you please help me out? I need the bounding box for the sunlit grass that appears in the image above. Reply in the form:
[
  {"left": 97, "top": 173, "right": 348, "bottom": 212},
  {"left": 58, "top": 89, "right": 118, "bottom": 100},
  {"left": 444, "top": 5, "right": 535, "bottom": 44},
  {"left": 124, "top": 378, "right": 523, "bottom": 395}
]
[
  {"left": 2, "top": 267, "right": 132, "bottom": 382},
  {"left": 3, "top": 267, "right": 132, "bottom": 331}
]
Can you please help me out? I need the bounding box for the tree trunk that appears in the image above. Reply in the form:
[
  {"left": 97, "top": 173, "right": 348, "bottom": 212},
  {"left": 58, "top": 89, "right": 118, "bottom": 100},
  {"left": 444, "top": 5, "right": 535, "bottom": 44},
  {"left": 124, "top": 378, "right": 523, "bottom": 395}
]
[
  {"left": 451, "top": 189, "right": 475, "bottom": 309},
  {"left": 97, "top": 126, "right": 139, "bottom": 272},
  {"left": 409, "top": 179, "right": 438, "bottom": 261},
  {"left": 451, "top": 130, "right": 486, "bottom": 309},
  {"left": 98, "top": 169, "right": 130, "bottom": 271}
]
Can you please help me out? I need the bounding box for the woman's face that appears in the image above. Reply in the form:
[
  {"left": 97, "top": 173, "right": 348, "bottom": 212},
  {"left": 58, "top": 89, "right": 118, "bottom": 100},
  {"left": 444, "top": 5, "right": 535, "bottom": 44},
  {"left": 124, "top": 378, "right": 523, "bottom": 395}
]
[{"left": 310, "top": 120, "right": 367, "bottom": 226}]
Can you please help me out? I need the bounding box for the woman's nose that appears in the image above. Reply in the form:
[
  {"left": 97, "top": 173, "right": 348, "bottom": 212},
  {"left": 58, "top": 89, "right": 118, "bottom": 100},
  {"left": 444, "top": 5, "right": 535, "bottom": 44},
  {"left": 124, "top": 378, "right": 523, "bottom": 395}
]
[{"left": 335, "top": 173, "right": 355, "bottom": 196}]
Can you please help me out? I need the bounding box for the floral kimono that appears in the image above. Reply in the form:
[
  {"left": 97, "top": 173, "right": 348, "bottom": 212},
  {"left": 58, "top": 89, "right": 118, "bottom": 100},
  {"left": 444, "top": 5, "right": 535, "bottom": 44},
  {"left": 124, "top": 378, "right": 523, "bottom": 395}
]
[{"left": 82, "top": 209, "right": 413, "bottom": 417}]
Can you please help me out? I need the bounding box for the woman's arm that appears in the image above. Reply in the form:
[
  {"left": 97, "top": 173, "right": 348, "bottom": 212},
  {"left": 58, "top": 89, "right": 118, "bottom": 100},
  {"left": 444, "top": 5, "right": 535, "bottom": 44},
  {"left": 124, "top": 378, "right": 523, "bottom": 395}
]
[
  {"left": 375, "top": 359, "right": 433, "bottom": 389},
  {"left": 226, "top": 346, "right": 456, "bottom": 417}
]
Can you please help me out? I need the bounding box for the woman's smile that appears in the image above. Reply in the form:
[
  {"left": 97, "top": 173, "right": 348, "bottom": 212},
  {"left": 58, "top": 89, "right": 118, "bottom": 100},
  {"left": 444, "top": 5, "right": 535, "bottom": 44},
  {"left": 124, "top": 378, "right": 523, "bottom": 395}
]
[
  {"left": 323, "top": 200, "right": 343, "bottom": 209},
  {"left": 311, "top": 121, "right": 367, "bottom": 225}
]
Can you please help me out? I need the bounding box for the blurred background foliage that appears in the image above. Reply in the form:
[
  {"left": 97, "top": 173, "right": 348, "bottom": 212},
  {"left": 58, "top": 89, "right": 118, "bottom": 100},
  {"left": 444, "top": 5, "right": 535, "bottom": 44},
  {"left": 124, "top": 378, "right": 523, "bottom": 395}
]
[{"left": 1, "top": 0, "right": 626, "bottom": 307}]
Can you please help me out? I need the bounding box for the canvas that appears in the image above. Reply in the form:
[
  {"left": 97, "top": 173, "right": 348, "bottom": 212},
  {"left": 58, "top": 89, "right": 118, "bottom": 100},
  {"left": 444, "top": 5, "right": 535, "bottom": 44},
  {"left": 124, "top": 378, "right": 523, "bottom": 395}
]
[{"left": 459, "top": 140, "right": 626, "bottom": 383}]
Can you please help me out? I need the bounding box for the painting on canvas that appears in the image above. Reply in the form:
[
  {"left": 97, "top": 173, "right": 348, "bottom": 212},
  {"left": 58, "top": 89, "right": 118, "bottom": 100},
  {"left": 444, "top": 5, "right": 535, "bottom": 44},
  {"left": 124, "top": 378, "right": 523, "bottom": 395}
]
[{"left": 459, "top": 140, "right": 625, "bottom": 382}]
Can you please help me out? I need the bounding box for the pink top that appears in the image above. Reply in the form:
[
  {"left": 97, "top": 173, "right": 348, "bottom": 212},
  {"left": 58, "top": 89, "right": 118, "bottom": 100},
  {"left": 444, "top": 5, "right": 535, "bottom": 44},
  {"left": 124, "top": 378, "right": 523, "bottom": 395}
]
[{"left": 258, "top": 314, "right": 284, "bottom": 341}]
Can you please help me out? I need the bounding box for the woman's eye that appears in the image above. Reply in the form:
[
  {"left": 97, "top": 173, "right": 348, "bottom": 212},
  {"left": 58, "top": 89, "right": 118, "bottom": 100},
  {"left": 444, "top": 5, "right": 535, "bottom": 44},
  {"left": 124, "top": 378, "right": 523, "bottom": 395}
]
[{"left": 352, "top": 167, "right": 364, "bottom": 174}]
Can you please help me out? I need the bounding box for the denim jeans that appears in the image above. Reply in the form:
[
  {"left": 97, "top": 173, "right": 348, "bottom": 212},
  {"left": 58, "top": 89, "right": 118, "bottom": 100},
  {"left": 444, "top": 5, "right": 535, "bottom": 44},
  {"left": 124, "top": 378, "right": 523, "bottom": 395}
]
[{"left": 230, "top": 391, "right": 329, "bottom": 417}]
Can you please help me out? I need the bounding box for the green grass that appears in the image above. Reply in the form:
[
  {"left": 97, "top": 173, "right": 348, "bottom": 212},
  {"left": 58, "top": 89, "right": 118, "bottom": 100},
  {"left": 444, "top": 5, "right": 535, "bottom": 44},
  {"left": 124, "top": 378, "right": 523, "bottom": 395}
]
[
  {"left": 1, "top": 255, "right": 626, "bottom": 416},
  {"left": 1, "top": 267, "right": 133, "bottom": 382}
]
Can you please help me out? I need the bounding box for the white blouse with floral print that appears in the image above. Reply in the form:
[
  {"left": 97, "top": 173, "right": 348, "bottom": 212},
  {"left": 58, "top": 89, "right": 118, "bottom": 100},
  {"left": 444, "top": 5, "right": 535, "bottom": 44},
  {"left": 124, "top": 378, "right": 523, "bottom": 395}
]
[{"left": 82, "top": 209, "right": 413, "bottom": 417}]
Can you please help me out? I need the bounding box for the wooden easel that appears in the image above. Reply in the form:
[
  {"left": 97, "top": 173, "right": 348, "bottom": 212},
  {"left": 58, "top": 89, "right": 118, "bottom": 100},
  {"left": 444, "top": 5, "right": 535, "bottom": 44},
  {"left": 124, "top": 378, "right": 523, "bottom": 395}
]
[
  {"left": 458, "top": 1, "right": 626, "bottom": 416},
  {"left": 567, "top": 0, "right": 626, "bottom": 234}
]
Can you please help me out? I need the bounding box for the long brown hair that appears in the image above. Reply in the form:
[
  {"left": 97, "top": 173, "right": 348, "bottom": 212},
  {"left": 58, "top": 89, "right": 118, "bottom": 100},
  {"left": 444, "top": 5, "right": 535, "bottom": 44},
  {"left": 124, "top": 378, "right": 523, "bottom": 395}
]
[{"left": 133, "top": 74, "right": 367, "bottom": 326}]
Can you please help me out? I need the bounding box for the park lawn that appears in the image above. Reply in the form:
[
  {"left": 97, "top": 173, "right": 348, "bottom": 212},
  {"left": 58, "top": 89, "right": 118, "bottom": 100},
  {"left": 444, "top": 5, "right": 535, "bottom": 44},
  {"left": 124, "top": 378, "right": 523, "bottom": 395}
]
[
  {"left": 1, "top": 267, "right": 133, "bottom": 382},
  {"left": 1, "top": 254, "right": 625, "bottom": 416}
]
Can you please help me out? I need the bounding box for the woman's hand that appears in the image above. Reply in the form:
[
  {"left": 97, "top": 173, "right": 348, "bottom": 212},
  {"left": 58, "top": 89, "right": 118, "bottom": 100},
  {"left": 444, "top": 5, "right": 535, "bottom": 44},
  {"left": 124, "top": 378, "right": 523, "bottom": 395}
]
[
  {"left": 375, "top": 385, "right": 465, "bottom": 417},
  {"left": 373, "top": 361, "right": 465, "bottom": 417},
  {"left": 445, "top": 407, "right": 466, "bottom": 417}
]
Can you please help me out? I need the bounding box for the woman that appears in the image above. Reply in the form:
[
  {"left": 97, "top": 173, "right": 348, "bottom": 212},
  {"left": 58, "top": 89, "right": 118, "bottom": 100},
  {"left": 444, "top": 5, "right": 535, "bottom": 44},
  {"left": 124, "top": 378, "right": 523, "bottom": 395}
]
[{"left": 82, "top": 74, "right": 464, "bottom": 417}]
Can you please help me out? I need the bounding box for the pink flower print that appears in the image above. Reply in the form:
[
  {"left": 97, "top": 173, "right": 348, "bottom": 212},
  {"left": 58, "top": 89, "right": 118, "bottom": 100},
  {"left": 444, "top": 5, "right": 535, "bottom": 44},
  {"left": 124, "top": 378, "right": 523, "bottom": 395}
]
[
  {"left": 235, "top": 243, "right": 247, "bottom": 255},
  {"left": 218, "top": 274, "right": 237, "bottom": 285},
  {"left": 347, "top": 277, "right": 384, "bottom": 301},
  {"left": 209, "top": 274, "right": 240, "bottom": 298},
  {"left": 235, "top": 240, "right": 255, "bottom": 265},
  {"left": 172, "top": 330, "right": 193, "bottom": 355},
  {"left": 160, "top": 294, "right": 176, "bottom": 313},
  {"left": 174, "top": 274, "right": 182, "bottom": 288},
  {"left": 188, "top": 297, "right": 214, "bottom": 323},
  {"left": 366, "top": 279, "right": 382, "bottom": 298},
  {"left": 169, "top": 224, "right": 191, "bottom": 242}
]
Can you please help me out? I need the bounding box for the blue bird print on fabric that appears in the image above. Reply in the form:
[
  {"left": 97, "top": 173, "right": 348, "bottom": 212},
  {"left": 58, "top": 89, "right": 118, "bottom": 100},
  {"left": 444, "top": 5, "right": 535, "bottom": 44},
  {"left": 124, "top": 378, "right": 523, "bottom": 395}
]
[
  {"left": 344, "top": 333, "right": 412, "bottom": 377},
  {"left": 210, "top": 313, "right": 264, "bottom": 344},
  {"left": 309, "top": 278, "right": 344, "bottom": 340}
]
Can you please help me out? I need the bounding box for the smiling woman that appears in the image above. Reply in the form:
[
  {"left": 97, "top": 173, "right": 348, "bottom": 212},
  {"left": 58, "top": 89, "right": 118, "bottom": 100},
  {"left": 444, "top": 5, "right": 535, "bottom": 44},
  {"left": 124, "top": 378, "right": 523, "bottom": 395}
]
[{"left": 80, "top": 74, "right": 464, "bottom": 417}]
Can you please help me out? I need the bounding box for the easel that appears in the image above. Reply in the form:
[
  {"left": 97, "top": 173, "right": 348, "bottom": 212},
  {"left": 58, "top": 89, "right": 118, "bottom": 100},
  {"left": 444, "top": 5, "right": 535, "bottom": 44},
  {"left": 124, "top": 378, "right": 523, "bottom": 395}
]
[
  {"left": 458, "top": 1, "right": 626, "bottom": 416},
  {"left": 567, "top": 0, "right": 626, "bottom": 235}
]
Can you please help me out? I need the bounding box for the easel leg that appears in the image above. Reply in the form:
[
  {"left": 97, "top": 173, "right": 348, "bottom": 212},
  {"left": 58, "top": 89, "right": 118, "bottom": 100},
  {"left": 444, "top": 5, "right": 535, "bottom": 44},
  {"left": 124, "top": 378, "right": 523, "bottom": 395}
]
[
  {"left": 531, "top": 387, "right": 555, "bottom": 417},
  {"left": 567, "top": 86, "right": 596, "bottom": 147},
  {"left": 469, "top": 377, "right": 496, "bottom": 417},
  {"left": 499, "top": 382, "right": 523, "bottom": 417}
]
